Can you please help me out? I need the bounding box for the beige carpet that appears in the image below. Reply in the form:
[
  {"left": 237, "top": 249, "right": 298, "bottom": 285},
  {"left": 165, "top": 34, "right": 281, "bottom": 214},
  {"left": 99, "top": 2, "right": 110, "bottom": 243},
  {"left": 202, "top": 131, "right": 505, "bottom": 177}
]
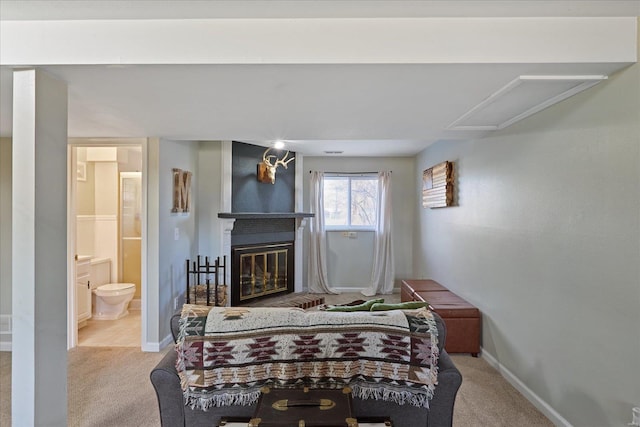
[
  {"left": 66, "top": 347, "right": 169, "bottom": 427},
  {"left": 0, "top": 350, "right": 553, "bottom": 427},
  {"left": 451, "top": 355, "right": 552, "bottom": 426},
  {"left": 0, "top": 294, "right": 553, "bottom": 426},
  {"left": 0, "top": 350, "right": 10, "bottom": 427}
]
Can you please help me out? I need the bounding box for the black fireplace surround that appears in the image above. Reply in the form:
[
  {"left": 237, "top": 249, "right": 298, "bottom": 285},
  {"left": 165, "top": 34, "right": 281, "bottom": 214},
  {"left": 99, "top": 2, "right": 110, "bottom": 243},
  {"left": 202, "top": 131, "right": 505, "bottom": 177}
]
[
  {"left": 219, "top": 142, "right": 313, "bottom": 305},
  {"left": 219, "top": 212, "right": 313, "bottom": 305},
  {"left": 232, "top": 241, "right": 293, "bottom": 304}
]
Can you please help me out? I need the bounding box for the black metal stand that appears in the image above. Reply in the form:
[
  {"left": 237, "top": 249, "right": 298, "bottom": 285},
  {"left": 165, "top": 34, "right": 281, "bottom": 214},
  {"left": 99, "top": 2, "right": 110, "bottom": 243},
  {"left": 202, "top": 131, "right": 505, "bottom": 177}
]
[{"left": 185, "top": 255, "right": 227, "bottom": 306}]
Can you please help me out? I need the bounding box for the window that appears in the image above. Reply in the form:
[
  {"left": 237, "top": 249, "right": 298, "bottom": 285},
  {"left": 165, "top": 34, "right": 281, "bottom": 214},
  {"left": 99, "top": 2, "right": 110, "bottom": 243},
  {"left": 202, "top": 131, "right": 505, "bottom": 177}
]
[{"left": 323, "top": 175, "right": 378, "bottom": 229}]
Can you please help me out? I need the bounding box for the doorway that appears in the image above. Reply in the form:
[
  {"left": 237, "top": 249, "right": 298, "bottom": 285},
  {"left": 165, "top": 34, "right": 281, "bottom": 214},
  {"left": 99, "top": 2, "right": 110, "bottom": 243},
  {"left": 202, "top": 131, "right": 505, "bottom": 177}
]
[{"left": 67, "top": 141, "right": 146, "bottom": 349}]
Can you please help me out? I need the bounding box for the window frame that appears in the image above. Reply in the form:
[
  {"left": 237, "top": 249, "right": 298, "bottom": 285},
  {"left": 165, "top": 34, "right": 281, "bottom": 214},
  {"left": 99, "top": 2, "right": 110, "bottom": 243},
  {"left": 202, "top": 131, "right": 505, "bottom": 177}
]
[{"left": 323, "top": 174, "right": 378, "bottom": 231}]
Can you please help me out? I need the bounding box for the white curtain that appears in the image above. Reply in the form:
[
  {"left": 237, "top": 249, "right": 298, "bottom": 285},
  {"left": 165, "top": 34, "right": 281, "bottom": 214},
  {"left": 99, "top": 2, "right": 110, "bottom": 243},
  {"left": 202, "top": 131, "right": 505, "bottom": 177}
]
[
  {"left": 361, "top": 171, "right": 395, "bottom": 297},
  {"left": 308, "top": 171, "right": 339, "bottom": 294}
]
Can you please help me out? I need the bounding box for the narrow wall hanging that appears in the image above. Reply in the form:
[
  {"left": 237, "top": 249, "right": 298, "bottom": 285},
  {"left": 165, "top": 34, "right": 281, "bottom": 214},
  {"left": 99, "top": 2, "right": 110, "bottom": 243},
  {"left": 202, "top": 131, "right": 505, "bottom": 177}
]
[
  {"left": 422, "top": 161, "right": 454, "bottom": 208},
  {"left": 172, "top": 168, "right": 192, "bottom": 213}
]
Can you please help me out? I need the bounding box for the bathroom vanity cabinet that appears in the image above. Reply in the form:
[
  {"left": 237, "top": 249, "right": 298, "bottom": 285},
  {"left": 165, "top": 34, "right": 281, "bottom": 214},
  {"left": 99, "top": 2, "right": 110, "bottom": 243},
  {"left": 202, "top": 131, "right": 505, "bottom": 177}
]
[{"left": 76, "top": 256, "right": 92, "bottom": 324}]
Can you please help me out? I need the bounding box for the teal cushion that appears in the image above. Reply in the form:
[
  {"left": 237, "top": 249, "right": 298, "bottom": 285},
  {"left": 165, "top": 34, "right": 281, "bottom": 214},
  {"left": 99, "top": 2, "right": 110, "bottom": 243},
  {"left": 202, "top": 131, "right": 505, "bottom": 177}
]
[
  {"left": 369, "top": 301, "right": 430, "bottom": 311},
  {"left": 325, "top": 298, "right": 385, "bottom": 312}
]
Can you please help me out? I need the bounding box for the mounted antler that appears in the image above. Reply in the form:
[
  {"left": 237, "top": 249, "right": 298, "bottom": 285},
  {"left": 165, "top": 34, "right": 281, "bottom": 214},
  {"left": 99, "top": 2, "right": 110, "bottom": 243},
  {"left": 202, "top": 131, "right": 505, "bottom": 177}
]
[{"left": 257, "top": 148, "right": 295, "bottom": 184}]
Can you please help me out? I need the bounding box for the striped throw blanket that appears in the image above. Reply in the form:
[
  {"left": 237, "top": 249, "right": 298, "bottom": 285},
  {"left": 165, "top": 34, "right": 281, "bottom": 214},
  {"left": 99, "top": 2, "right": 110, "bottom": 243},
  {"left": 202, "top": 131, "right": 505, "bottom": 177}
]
[{"left": 176, "top": 304, "right": 439, "bottom": 410}]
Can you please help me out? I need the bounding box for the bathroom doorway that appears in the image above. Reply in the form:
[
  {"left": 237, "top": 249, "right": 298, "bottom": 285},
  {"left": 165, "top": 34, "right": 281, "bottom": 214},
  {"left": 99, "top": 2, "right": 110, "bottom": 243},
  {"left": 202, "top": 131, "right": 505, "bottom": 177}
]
[{"left": 67, "top": 141, "right": 145, "bottom": 349}]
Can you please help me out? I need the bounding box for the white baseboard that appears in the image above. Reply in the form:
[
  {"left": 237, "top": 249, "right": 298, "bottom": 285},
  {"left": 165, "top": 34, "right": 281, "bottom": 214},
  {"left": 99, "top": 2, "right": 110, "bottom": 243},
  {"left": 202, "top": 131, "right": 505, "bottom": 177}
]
[
  {"left": 481, "top": 348, "right": 572, "bottom": 427},
  {"left": 129, "top": 298, "right": 141, "bottom": 310},
  {"left": 142, "top": 333, "right": 173, "bottom": 352},
  {"left": 0, "top": 314, "right": 11, "bottom": 351},
  {"left": 333, "top": 287, "right": 366, "bottom": 293}
]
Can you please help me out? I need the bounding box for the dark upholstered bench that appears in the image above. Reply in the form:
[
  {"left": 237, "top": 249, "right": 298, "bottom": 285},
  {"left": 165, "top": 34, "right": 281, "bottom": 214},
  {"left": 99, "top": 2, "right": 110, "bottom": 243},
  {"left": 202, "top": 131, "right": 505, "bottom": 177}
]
[{"left": 401, "top": 279, "right": 481, "bottom": 357}]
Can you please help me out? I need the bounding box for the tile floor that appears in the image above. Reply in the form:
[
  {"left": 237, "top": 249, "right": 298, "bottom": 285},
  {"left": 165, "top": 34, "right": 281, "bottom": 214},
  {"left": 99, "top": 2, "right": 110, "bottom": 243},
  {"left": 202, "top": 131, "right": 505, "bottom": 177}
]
[{"left": 78, "top": 310, "right": 141, "bottom": 347}]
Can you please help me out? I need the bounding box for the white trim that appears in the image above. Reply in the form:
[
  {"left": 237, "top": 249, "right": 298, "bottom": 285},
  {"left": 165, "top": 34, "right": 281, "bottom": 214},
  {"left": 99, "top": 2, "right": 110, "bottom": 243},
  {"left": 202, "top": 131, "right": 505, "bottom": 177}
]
[
  {"left": 325, "top": 226, "right": 376, "bottom": 232},
  {"left": 220, "top": 141, "right": 233, "bottom": 214},
  {"left": 0, "top": 314, "right": 11, "bottom": 333},
  {"left": 129, "top": 298, "right": 141, "bottom": 311},
  {"left": 140, "top": 138, "right": 149, "bottom": 352},
  {"left": 333, "top": 286, "right": 368, "bottom": 293},
  {"left": 142, "top": 333, "right": 173, "bottom": 353},
  {"left": 2, "top": 18, "right": 636, "bottom": 66},
  {"left": 481, "top": 348, "right": 573, "bottom": 427},
  {"left": 68, "top": 139, "right": 147, "bottom": 352},
  {"left": 294, "top": 218, "right": 307, "bottom": 294},
  {"left": 220, "top": 219, "right": 236, "bottom": 305},
  {"left": 448, "top": 75, "right": 608, "bottom": 131},
  {"left": 0, "top": 304, "right": 11, "bottom": 353},
  {"left": 294, "top": 154, "right": 304, "bottom": 294},
  {"left": 220, "top": 141, "right": 233, "bottom": 297},
  {"left": 0, "top": 314, "right": 12, "bottom": 351},
  {"left": 67, "top": 146, "right": 78, "bottom": 349},
  {"left": 497, "top": 78, "right": 605, "bottom": 129}
]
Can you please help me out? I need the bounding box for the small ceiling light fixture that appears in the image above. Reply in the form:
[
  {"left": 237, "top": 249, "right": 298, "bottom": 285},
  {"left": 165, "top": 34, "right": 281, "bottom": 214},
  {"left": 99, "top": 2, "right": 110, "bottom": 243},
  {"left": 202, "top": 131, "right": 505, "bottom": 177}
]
[{"left": 273, "top": 140, "right": 285, "bottom": 149}]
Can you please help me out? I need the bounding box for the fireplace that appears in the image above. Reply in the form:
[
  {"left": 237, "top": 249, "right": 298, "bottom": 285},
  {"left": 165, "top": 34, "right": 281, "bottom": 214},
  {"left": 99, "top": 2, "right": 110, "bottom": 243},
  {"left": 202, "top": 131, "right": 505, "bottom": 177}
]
[
  {"left": 219, "top": 212, "right": 313, "bottom": 306},
  {"left": 231, "top": 242, "right": 294, "bottom": 305},
  {"left": 218, "top": 141, "right": 313, "bottom": 307}
]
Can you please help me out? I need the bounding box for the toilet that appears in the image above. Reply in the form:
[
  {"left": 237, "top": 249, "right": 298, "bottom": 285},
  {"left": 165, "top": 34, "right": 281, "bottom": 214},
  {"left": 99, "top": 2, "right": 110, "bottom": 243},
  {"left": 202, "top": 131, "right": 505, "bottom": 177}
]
[{"left": 92, "top": 283, "right": 136, "bottom": 320}]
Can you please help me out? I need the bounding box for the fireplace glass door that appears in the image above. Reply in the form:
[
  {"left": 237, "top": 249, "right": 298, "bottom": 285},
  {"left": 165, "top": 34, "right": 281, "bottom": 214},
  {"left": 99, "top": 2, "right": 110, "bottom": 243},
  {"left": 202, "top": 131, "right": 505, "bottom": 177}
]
[{"left": 233, "top": 242, "right": 294, "bottom": 304}]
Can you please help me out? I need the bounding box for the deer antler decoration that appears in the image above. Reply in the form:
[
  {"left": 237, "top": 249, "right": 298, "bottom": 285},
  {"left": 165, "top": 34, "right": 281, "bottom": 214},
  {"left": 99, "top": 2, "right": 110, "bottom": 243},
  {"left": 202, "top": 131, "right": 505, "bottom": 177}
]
[{"left": 258, "top": 148, "right": 295, "bottom": 184}]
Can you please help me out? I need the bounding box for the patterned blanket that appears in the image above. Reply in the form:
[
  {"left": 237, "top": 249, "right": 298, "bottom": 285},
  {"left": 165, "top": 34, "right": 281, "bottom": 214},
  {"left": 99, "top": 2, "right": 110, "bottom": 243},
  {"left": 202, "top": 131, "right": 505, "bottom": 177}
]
[{"left": 176, "top": 304, "right": 439, "bottom": 410}]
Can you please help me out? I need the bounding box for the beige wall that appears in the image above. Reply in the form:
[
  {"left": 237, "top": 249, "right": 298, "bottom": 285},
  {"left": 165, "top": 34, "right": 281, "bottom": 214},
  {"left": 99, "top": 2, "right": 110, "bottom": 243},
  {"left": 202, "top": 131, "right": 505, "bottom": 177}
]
[{"left": 414, "top": 34, "right": 640, "bottom": 426}]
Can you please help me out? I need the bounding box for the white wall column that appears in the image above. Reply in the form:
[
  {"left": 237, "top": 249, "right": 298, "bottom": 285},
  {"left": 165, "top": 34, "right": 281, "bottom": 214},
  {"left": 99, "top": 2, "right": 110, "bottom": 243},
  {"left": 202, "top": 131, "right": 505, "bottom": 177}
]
[
  {"left": 143, "top": 137, "right": 160, "bottom": 351},
  {"left": 294, "top": 218, "right": 307, "bottom": 293},
  {"left": 294, "top": 154, "right": 305, "bottom": 293},
  {"left": 12, "top": 69, "right": 68, "bottom": 426},
  {"left": 220, "top": 218, "right": 236, "bottom": 302},
  {"left": 219, "top": 141, "right": 233, "bottom": 294}
]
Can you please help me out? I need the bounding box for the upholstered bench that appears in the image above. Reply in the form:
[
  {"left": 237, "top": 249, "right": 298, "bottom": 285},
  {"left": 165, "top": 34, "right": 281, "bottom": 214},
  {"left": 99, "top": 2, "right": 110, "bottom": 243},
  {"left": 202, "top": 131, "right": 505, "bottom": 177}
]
[
  {"left": 401, "top": 279, "right": 481, "bottom": 357},
  {"left": 401, "top": 279, "right": 448, "bottom": 301}
]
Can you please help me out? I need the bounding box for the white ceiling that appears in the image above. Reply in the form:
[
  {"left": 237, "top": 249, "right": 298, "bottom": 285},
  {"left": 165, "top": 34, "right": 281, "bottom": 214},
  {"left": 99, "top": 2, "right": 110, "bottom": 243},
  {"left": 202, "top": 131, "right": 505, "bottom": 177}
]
[{"left": 1, "top": 1, "right": 638, "bottom": 157}]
